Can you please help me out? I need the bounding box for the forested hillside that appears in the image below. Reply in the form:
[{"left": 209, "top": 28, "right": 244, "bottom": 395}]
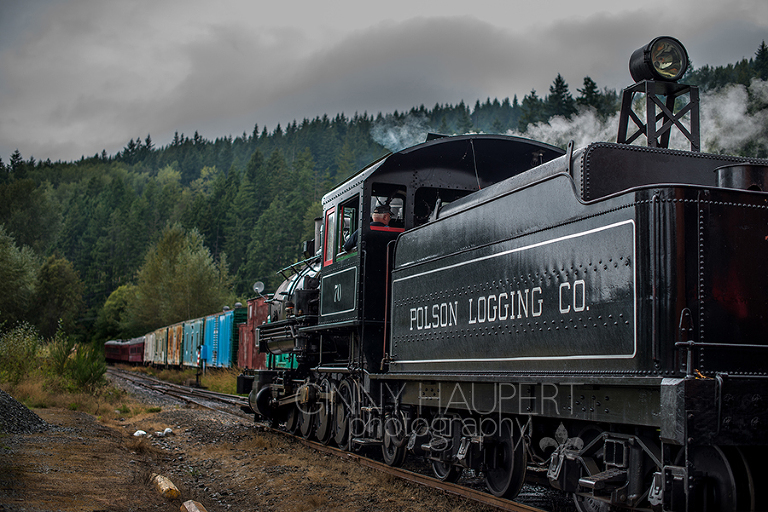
[{"left": 1, "top": 41, "right": 767, "bottom": 345}]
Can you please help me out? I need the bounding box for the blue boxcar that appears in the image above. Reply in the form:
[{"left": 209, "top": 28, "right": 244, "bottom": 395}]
[{"left": 201, "top": 307, "right": 247, "bottom": 367}]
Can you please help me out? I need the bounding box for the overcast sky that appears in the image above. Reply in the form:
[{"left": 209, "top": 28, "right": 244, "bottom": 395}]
[{"left": 1, "top": 0, "right": 766, "bottom": 163}]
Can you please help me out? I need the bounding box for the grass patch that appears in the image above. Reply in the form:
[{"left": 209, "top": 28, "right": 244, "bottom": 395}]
[
  {"left": 199, "top": 368, "right": 239, "bottom": 394},
  {"left": 132, "top": 365, "right": 239, "bottom": 394},
  {"left": 2, "top": 376, "right": 151, "bottom": 422},
  {"left": 2, "top": 332, "right": 241, "bottom": 424},
  {"left": 132, "top": 365, "right": 196, "bottom": 385}
]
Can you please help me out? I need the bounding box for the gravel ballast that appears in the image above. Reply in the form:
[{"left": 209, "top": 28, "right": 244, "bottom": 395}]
[{"left": 0, "top": 389, "right": 49, "bottom": 435}]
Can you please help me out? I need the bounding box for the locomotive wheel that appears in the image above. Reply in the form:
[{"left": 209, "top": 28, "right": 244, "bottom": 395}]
[
  {"left": 314, "top": 379, "right": 334, "bottom": 445},
  {"left": 742, "top": 446, "right": 767, "bottom": 511},
  {"left": 431, "top": 460, "right": 462, "bottom": 483},
  {"left": 315, "top": 403, "right": 333, "bottom": 444},
  {"left": 720, "top": 446, "right": 755, "bottom": 512},
  {"left": 381, "top": 413, "right": 407, "bottom": 467},
  {"left": 300, "top": 407, "right": 315, "bottom": 439},
  {"left": 689, "top": 445, "right": 753, "bottom": 511},
  {"left": 484, "top": 421, "right": 527, "bottom": 499},
  {"left": 333, "top": 379, "right": 353, "bottom": 450},
  {"left": 284, "top": 405, "right": 301, "bottom": 434}
]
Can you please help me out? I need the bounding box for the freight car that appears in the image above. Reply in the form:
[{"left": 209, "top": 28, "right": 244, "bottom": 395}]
[
  {"left": 182, "top": 316, "right": 205, "bottom": 368},
  {"left": 167, "top": 321, "right": 184, "bottom": 367},
  {"left": 251, "top": 37, "right": 768, "bottom": 511},
  {"left": 148, "top": 325, "right": 168, "bottom": 366},
  {"left": 236, "top": 297, "right": 273, "bottom": 394},
  {"left": 201, "top": 305, "right": 246, "bottom": 368},
  {"left": 240, "top": 297, "right": 269, "bottom": 369},
  {"left": 133, "top": 305, "right": 247, "bottom": 369}
]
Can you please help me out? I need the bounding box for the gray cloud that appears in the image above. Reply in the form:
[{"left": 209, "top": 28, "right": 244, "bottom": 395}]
[{"left": 0, "top": 0, "right": 766, "bottom": 162}]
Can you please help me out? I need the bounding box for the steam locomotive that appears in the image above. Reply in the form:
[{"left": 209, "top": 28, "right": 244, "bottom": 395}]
[{"left": 250, "top": 37, "right": 768, "bottom": 511}]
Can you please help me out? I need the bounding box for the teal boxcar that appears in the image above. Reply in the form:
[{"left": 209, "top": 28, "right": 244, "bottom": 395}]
[{"left": 182, "top": 317, "right": 205, "bottom": 368}]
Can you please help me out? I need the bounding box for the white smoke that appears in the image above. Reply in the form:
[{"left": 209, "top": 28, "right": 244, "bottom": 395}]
[
  {"left": 699, "top": 79, "right": 768, "bottom": 154},
  {"left": 514, "top": 79, "right": 768, "bottom": 156},
  {"left": 512, "top": 108, "right": 620, "bottom": 149},
  {"left": 371, "top": 80, "right": 768, "bottom": 157},
  {"left": 371, "top": 113, "right": 431, "bottom": 152}
]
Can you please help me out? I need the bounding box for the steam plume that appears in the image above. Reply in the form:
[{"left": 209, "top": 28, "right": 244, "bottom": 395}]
[
  {"left": 516, "top": 79, "right": 768, "bottom": 156},
  {"left": 371, "top": 80, "right": 768, "bottom": 157},
  {"left": 370, "top": 113, "right": 430, "bottom": 152}
]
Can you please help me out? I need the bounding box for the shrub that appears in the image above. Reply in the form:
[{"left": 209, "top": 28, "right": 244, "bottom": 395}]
[
  {"left": 68, "top": 344, "right": 107, "bottom": 392},
  {"left": 48, "top": 322, "right": 76, "bottom": 377},
  {"left": 0, "top": 323, "right": 41, "bottom": 384}
]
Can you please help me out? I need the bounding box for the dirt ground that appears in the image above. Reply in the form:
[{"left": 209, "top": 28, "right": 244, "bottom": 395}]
[{"left": 0, "top": 402, "right": 500, "bottom": 512}]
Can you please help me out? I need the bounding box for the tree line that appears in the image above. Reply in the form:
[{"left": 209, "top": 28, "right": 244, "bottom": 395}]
[{"left": 1, "top": 41, "right": 766, "bottom": 347}]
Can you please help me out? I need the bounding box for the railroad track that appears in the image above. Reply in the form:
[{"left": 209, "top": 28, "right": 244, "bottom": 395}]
[
  {"left": 107, "top": 367, "right": 249, "bottom": 418},
  {"left": 108, "top": 367, "right": 554, "bottom": 512}
]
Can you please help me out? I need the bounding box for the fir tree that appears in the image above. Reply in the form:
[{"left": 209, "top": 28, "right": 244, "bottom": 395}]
[
  {"left": 225, "top": 150, "right": 263, "bottom": 284},
  {"left": 438, "top": 115, "right": 450, "bottom": 134},
  {"left": 144, "top": 134, "right": 154, "bottom": 152},
  {"left": 10, "top": 149, "right": 24, "bottom": 179},
  {"left": 519, "top": 90, "right": 544, "bottom": 132},
  {"left": 546, "top": 74, "right": 577, "bottom": 119},
  {"left": 456, "top": 101, "right": 473, "bottom": 134},
  {"left": 577, "top": 76, "right": 601, "bottom": 110},
  {"left": 755, "top": 40, "right": 768, "bottom": 80}
]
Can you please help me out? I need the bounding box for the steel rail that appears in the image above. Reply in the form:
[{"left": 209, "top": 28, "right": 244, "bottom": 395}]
[{"left": 107, "top": 368, "right": 247, "bottom": 418}]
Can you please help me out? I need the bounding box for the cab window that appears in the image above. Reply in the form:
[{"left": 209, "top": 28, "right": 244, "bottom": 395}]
[
  {"left": 323, "top": 207, "right": 336, "bottom": 266},
  {"left": 323, "top": 195, "right": 361, "bottom": 266},
  {"left": 414, "top": 187, "right": 472, "bottom": 225},
  {"left": 338, "top": 195, "right": 359, "bottom": 258},
  {"left": 371, "top": 184, "right": 406, "bottom": 229}
]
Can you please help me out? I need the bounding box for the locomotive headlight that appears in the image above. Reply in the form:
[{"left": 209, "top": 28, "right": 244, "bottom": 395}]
[{"left": 629, "top": 36, "right": 689, "bottom": 82}]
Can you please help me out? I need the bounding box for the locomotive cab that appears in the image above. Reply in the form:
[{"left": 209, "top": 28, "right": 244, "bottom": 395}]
[{"left": 317, "top": 135, "right": 565, "bottom": 371}]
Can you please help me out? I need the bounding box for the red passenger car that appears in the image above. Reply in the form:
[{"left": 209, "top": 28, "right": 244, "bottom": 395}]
[{"left": 104, "top": 337, "right": 145, "bottom": 364}]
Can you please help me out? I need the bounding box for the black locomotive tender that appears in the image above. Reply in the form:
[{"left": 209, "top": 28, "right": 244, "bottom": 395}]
[{"left": 250, "top": 37, "right": 768, "bottom": 511}]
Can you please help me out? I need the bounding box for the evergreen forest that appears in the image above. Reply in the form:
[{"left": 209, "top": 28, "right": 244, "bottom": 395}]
[{"left": 2, "top": 41, "right": 767, "bottom": 347}]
